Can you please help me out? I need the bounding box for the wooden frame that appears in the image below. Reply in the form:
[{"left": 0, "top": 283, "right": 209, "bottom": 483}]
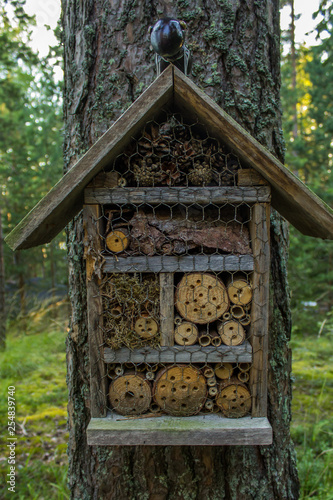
[
  {"left": 84, "top": 205, "right": 108, "bottom": 418},
  {"left": 85, "top": 184, "right": 272, "bottom": 445}
]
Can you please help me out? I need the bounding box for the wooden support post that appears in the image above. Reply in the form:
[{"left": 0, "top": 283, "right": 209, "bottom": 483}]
[
  {"left": 249, "top": 202, "right": 270, "bottom": 417},
  {"left": 160, "top": 273, "right": 174, "bottom": 346},
  {"left": 84, "top": 204, "right": 108, "bottom": 418}
]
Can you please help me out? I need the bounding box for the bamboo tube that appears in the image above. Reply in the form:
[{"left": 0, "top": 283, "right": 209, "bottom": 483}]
[
  {"left": 203, "top": 367, "right": 215, "bottom": 378},
  {"left": 207, "top": 376, "right": 217, "bottom": 387},
  {"left": 230, "top": 304, "right": 245, "bottom": 319},
  {"left": 114, "top": 365, "right": 124, "bottom": 376},
  {"left": 118, "top": 177, "right": 127, "bottom": 187},
  {"left": 149, "top": 402, "right": 161, "bottom": 413},
  {"left": 240, "top": 314, "right": 251, "bottom": 326},
  {"left": 109, "top": 305, "right": 122, "bottom": 318},
  {"left": 208, "top": 386, "right": 218, "bottom": 397},
  {"left": 125, "top": 362, "right": 134, "bottom": 369},
  {"left": 210, "top": 330, "right": 222, "bottom": 347},
  {"left": 239, "top": 362, "right": 251, "bottom": 372},
  {"left": 238, "top": 371, "right": 250, "bottom": 383},
  {"left": 174, "top": 315, "right": 183, "bottom": 326},
  {"left": 214, "top": 363, "right": 234, "bottom": 380},
  {"left": 205, "top": 399, "right": 214, "bottom": 411},
  {"left": 222, "top": 312, "right": 231, "bottom": 320},
  {"left": 199, "top": 331, "right": 211, "bottom": 347},
  {"left": 146, "top": 371, "right": 155, "bottom": 381},
  {"left": 106, "top": 229, "right": 129, "bottom": 253}
]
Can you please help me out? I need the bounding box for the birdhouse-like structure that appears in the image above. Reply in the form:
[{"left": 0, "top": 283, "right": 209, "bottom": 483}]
[{"left": 7, "top": 66, "right": 333, "bottom": 446}]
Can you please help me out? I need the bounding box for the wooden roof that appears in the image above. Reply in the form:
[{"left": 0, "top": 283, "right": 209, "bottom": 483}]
[{"left": 6, "top": 65, "right": 333, "bottom": 250}]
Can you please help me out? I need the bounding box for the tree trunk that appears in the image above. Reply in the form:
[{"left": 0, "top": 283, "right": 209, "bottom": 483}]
[
  {"left": 290, "top": 0, "right": 298, "bottom": 140},
  {"left": 62, "top": 0, "right": 300, "bottom": 498}
]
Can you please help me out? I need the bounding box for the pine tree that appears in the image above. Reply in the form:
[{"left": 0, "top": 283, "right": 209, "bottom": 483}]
[{"left": 63, "top": 1, "right": 300, "bottom": 498}]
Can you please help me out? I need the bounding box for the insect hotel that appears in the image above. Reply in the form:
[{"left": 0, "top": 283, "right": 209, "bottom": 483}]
[{"left": 7, "top": 66, "right": 333, "bottom": 446}]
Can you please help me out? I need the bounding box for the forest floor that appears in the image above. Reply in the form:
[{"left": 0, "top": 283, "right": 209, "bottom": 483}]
[
  {"left": 0, "top": 301, "right": 332, "bottom": 499},
  {"left": 0, "top": 300, "right": 69, "bottom": 499}
]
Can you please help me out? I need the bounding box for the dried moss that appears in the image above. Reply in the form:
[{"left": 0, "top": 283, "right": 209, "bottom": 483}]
[{"left": 101, "top": 274, "right": 160, "bottom": 350}]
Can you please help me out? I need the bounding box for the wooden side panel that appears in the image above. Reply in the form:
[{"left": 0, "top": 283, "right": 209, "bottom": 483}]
[
  {"left": 249, "top": 203, "right": 270, "bottom": 417},
  {"left": 84, "top": 205, "right": 108, "bottom": 418},
  {"left": 160, "top": 273, "right": 174, "bottom": 346}
]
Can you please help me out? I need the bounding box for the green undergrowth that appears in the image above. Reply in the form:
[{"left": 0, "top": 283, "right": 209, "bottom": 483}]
[
  {"left": 290, "top": 328, "right": 333, "bottom": 500},
  {"left": 0, "top": 298, "right": 332, "bottom": 498},
  {"left": 0, "top": 300, "right": 70, "bottom": 499}
]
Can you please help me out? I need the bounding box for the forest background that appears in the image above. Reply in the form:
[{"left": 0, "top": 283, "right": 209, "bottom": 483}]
[{"left": 0, "top": 0, "right": 332, "bottom": 498}]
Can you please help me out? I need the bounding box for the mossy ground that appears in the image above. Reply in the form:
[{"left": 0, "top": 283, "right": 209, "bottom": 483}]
[
  {"left": 0, "top": 300, "right": 332, "bottom": 499},
  {"left": 0, "top": 301, "right": 69, "bottom": 499},
  {"left": 290, "top": 331, "right": 333, "bottom": 500}
]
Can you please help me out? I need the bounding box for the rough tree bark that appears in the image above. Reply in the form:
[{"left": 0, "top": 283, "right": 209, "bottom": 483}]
[{"left": 62, "top": 0, "right": 300, "bottom": 498}]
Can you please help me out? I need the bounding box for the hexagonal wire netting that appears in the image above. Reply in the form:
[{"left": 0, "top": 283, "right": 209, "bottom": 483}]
[{"left": 87, "top": 111, "right": 269, "bottom": 419}]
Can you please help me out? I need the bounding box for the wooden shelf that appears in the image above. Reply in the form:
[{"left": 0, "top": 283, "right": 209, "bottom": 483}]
[
  {"left": 104, "top": 342, "right": 252, "bottom": 364},
  {"left": 103, "top": 254, "right": 254, "bottom": 273},
  {"left": 84, "top": 186, "right": 271, "bottom": 205},
  {"left": 87, "top": 413, "right": 272, "bottom": 446}
]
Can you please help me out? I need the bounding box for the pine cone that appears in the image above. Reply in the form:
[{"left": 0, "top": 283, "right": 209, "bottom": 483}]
[
  {"left": 188, "top": 162, "right": 213, "bottom": 186},
  {"left": 133, "top": 160, "right": 159, "bottom": 186}
]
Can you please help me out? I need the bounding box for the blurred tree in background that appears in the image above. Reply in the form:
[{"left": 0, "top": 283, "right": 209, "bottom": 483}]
[
  {"left": 281, "top": 0, "right": 333, "bottom": 337},
  {"left": 0, "top": 0, "right": 66, "bottom": 329}
]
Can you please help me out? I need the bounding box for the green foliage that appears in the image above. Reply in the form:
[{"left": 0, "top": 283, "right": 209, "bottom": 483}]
[
  {"left": 281, "top": 1, "right": 333, "bottom": 339},
  {"left": 0, "top": 0, "right": 67, "bottom": 313},
  {"left": 291, "top": 331, "right": 333, "bottom": 499},
  {"left": 0, "top": 300, "right": 69, "bottom": 499}
]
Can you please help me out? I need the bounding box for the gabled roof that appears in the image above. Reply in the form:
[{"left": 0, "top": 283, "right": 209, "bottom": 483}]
[{"left": 6, "top": 65, "right": 333, "bottom": 250}]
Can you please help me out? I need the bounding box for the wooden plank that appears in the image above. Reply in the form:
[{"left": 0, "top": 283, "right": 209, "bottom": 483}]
[
  {"left": 103, "top": 342, "right": 252, "bottom": 364},
  {"left": 160, "top": 273, "right": 174, "bottom": 346},
  {"left": 87, "top": 414, "right": 273, "bottom": 446},
  {"left": 173, "top": 67, "right": 333, "bottom": 240},
  {"left": 84, "top": 205, "right": 108, "bottom": 418},
  {"left": 238, "top": 169, "right": 269, "bottom": 186},
  {"left": 249, "top": 203, "right": 270, "bottom": 418},
  {"left": 84, "top": 186, "right": 271, "bottom": 205},
  {"left": 103, "top": 254, "right": 254, "bottom": 273},
  {"left": 6, "top": 66, "right": 174, "bottom": 251},
  {"left": 86, "top": 171, "right": 120, "bottom": 189}
]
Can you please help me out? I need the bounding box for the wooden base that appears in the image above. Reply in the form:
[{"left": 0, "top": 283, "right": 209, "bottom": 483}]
[{"left": 87, "top": 413, "right": 272, "bottom": 446}]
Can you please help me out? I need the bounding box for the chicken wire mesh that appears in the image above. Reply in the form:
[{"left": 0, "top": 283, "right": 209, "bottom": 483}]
[
  {"left": 85, "top": 111, "right": 270, "bottom": 420},
  {"left": 111, "top": 111, "right": 240, "bottom": 188}
]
